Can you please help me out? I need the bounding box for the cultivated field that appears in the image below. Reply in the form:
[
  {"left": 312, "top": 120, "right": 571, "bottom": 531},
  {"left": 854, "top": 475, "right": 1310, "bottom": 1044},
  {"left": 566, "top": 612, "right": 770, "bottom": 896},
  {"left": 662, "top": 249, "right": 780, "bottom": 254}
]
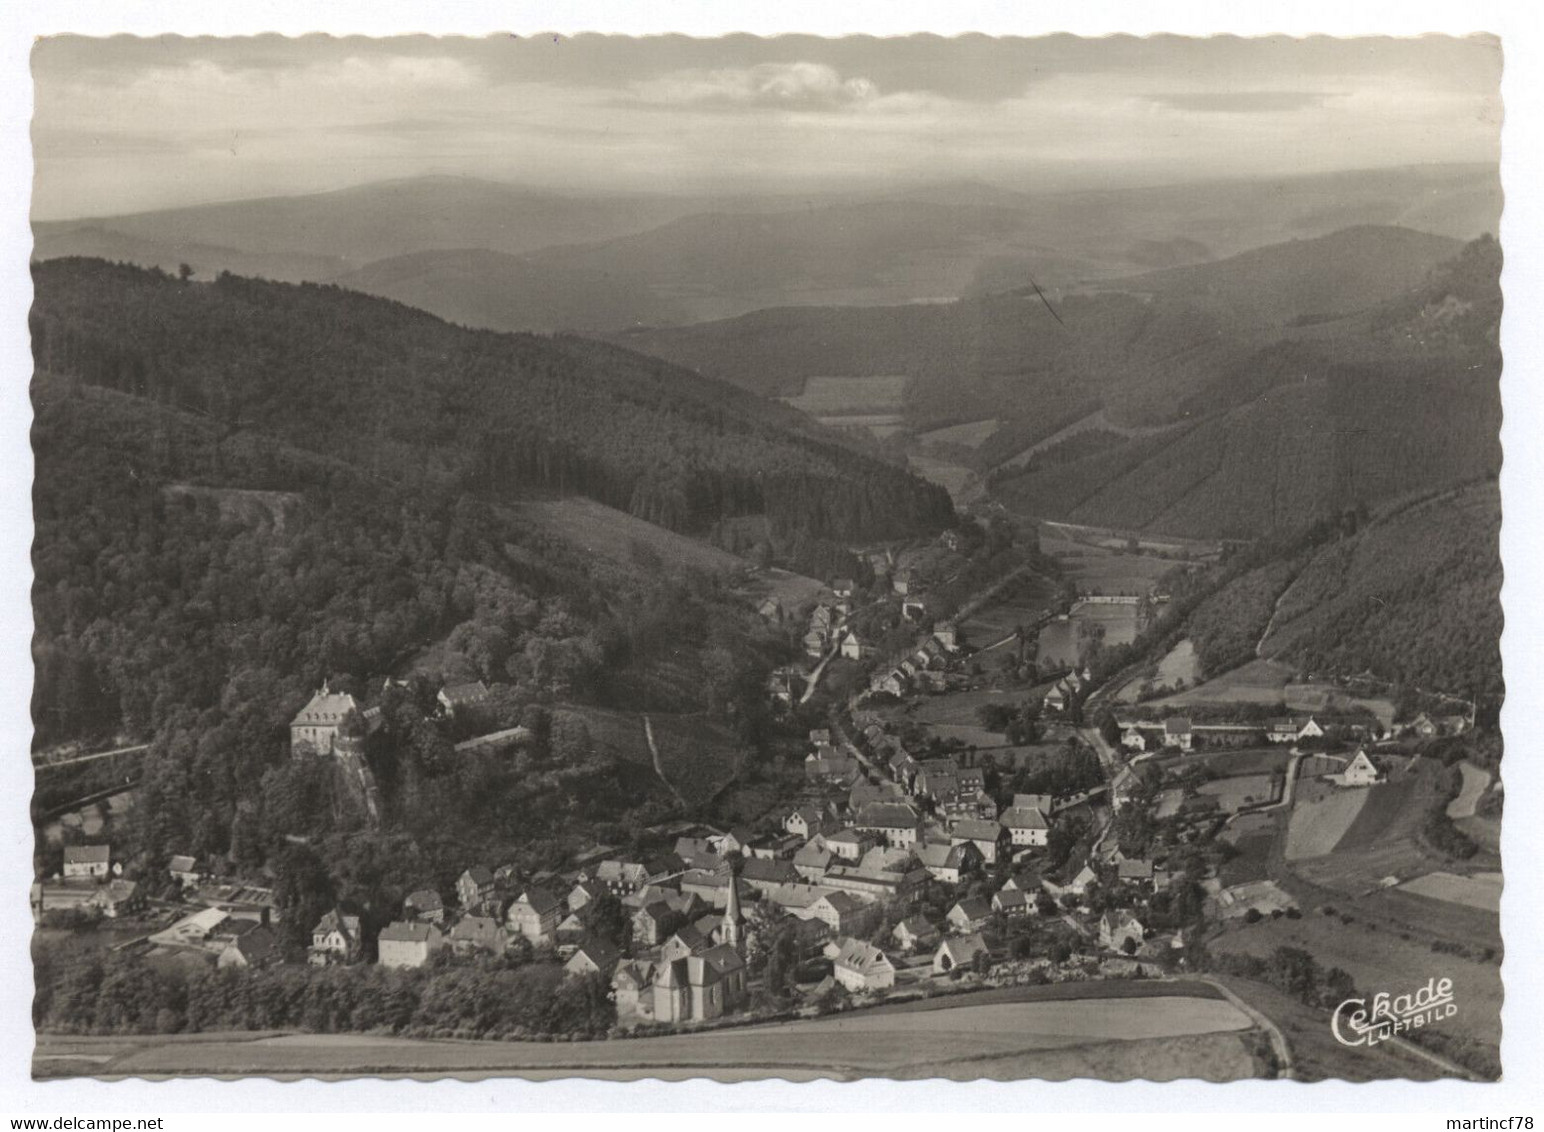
[
  {"left": 783, "top": 374, "right": 909, "bottom": 415},
  {"left": 917, "top": 418, "right": 1002, "bottom": 448},
  {"left": 1154, "top": 658, "right": 1296, "bottom": 708},
  {"left": 1399, "top": 871, "right": 1502, "bottom": 913},
  {"left": 907, "top": 453, "right": 985, "bottom": 505},
  {"left": 1282, "top": 683, "right": 1397, "bottom": 729},
  {"left": 1284, "top": 782, "right": 1369, "bottom": 860},
  {"left": 1118, "top": 639, "right": 1201, "bottom": 702},
  {"left": 36, "top": 987, "right": 1262, "bottom": 1082},
  {"left": 958, "top": 574, "right": 1060, "bottom": 647}
]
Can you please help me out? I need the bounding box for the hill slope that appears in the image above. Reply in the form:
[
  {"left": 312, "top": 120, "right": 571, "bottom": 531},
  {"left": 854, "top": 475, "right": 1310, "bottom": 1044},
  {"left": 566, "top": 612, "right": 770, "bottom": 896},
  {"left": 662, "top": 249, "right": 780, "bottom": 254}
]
[
  {"left": 336, "top": 248, "right": 687, "bottom": 333},
  {"left": 1260, "top": 482, "right": 1502, "bottom": 701},
  {"left": 30, "top": 258, "right": 953, "bottom": 548},
  {"left": 1097, "top": 225, "right": 1462, "bottom": 325}
]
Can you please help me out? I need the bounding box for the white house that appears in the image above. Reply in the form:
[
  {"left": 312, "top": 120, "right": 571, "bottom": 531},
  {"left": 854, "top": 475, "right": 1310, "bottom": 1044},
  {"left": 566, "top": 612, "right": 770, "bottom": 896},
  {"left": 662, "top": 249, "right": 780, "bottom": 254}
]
[
  {"left": 62, "top": 844, "right": 110, "bottom": 881},
  {"left": 1334, "top": 749, "right": 1384, "bottom": 787},
  {"left": 377, "top": 921, "right": 443, "bottom": 968},
  {"left": 828, "top": 937, "right": 896, "bottom": 992}
]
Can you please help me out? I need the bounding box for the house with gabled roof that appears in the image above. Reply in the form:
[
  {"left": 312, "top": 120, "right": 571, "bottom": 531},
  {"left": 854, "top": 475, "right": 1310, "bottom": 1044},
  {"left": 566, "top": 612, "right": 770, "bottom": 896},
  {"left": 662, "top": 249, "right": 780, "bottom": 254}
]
[
  {"left": 217, "top": 925, "right": 280, "bottom": 969},
  {"left": 457, "top": 866, "right": 496, "bottom": 912},
  {"left": 448, "top": 914, "right": 508, "bottom": 956},
  {"left": 378, "top": 920, "right": 443, "bottom": 968},
  {"left": 916, "top": 841, "right": 974, "bottom": 885},
  {"left": 403, "top": 889, "right": 445, "bottom": 924},
  {"left": 567, "top": 878, "right": 604, "bottom": 914},
  {"left": 1164, "top": 716, "right": 1194, "bottom": 751},
  {"left": 290, "top": 683, "right": 362, "bottom": 756},
  {"left": 613, "top": 960, "right": 657, "bottom": 1026},
  {"left": 1334, "top": 749, "right": 1385, "bottom": 787},
  {"left": 824, "top": 827, "right": 874, "bottom": 862},
  {"left": 946, "top": 898, "right": 991, "bottom": 934},
  {"left": 506, "top": 887, "right": 563, "bottom": 944},
  {"left": 437, "top": 680, "right": 490, "bottom": 716},
  {"left": 854, "top": 801, "right": 921, "bottom": 848},
  {"left": 740, "top": 857, "right": 800, "bottom": 893},
  {"left": 168, "top": 855, "right": 201, "bottom": 887},
  {"left": 1000, "top": 801, "right": 1052, "bottom": 847},
  {"left": 92, "top": 878, "right": 142, "bottom": 919},
  {"left": 805, "top": 891, "right": 879, "bottom": 936},
  {"left": 828, "top": 937, "right": 896, "bottom": 992},
  {"left": 892, "top": 915, "right": 942, "bottom": 953},
  {"left": 309, "top": 908, "right": 363, "bottom": 966},
  {"left": 792, "top": 841, "right": 835, "bottom": 881},
  {"left": 949, "top": 817, "right": 1009, "bottom": 864},
  {"left": 992, "top": 888, "right": 1032, "bottom": 918},
  {"left": 62, "top": 844, "right": 110, "bottom": 881},
  {"left": 933, "top": 931, "right": 990, "bottom": 975},
  {"left": 564, "top": 937, "right": 621, "bottom": 980},
  {"left": 1099, "top": 909, "right": 1146, "bottom": 952}
]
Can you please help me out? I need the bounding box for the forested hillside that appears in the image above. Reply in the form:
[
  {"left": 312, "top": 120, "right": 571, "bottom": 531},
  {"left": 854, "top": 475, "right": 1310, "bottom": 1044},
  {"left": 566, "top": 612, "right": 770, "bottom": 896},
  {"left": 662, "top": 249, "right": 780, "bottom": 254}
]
[
  {"left": 30, "top": 259, "right": 952, "bottom": 550},
  {"left": 27, "top": 258, "right": 959, "bottom": 885},
  {"left": 1261, "top": 482, "right": 1502, "bottom": 703},
  {"left": 33, "top": 374, "right": 797, "bottom": 886}
]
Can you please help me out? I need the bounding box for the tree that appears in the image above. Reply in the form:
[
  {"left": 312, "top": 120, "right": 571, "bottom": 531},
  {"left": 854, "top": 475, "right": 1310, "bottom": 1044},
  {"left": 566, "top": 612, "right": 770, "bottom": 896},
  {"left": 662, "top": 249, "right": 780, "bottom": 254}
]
[
  {"left": 178, "top": 263, "right": 193, "bottom": 282},
  {"left": 1121, "top": 936, "right": 1139, "bottom": 956}
]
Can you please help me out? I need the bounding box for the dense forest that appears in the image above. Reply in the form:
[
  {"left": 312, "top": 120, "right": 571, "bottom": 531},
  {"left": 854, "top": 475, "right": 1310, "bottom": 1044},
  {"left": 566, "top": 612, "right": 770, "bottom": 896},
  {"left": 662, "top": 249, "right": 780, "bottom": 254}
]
[
  {"left": 1261, "top": 482, "right": 1503, "bottom": 704},
  {"left": 30, "top": 259, "right": 953, "bottom": 551},
  {"left": 32, "top": 364, "right": 793, "bottom": 891}
]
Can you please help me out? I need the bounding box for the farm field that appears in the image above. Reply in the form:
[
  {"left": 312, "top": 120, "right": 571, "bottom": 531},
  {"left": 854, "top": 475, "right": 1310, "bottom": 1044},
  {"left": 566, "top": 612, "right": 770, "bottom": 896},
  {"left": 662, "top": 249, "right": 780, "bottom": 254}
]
[
  {"left": 1118, "top": 639, "right": 1201, "bottom": 702},
  {"left": 1210, "top": 913, "right": 1503, "bottom": 1049},
  {"left": 1448, "top": 762, "right": 1490, "bottom": 818},
  {"left": 1399, "top": 871, "right": 1502, "bottom": 913},
  {"left": 1154, "top": 658, "right": 1297, "bottom": 708},
  {"left": 36, "top": 988, "right": 1261, "bottom": 1082},
  {"left": 907, "top": 453, "right": 984, "bottom": 506},
  {"left": 918, "top": 418, "right": 1002, "bottom": 448},
  {"left": 1284, "top": 782, "right": 1369, "bottom": 860},
  {"left": 782, "top": 374, "right": 908, "bottom": 415},
  {"left": 1282, "top": 683, "right": 1397, "bottom": 729},
  {"left": 1186, "top": 748, "right": 1295, "bottom": 776},
  {"left": 958, "top": 574, "right": 1060, "bottom": 647}
]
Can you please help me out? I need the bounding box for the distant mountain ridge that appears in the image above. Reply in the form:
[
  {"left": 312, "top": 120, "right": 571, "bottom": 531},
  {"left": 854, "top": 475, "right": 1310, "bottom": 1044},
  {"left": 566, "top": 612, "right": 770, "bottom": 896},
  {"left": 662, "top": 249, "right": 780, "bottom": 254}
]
[
  {"left": 610, "top": 227, "right": 1501, "bottom": 539},
  {"left": 32, "top": 163, "right": 1500, "bottom": 331}
]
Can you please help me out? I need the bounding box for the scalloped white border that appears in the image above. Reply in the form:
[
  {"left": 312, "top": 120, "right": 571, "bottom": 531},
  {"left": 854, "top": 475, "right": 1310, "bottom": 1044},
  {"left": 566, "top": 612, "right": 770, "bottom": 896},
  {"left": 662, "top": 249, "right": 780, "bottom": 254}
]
[{"left": 2, "top": 0, "right": 1538, "bottom": 1118}]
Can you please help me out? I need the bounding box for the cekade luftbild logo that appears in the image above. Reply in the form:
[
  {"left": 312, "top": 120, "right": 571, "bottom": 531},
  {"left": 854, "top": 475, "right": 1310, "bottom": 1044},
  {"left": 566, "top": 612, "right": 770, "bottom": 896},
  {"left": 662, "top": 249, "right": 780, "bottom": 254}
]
[{"left": 1332, "top": 976, "right": 1459, "bottom": 1046}]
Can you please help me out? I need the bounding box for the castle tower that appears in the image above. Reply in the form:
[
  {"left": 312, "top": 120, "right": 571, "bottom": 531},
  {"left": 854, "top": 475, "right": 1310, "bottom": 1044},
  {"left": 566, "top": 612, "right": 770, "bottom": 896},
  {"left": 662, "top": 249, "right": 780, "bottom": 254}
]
[{"left": 721, "top": 873, "right": 744, "bottom": 955}]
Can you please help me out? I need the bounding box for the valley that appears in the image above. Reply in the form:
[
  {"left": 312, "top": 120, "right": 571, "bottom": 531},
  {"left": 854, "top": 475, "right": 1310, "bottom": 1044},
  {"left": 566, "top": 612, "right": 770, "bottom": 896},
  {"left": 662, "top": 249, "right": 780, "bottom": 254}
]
[{"left": 29, "top": 156, "right": 1504, "bottom": 1087}]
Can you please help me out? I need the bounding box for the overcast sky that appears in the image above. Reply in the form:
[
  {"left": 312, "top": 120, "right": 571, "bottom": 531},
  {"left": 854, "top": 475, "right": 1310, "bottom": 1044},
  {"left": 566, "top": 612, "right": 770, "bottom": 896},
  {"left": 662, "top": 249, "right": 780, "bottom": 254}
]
[{"left": 31, "top": 33, "right": 1502, "bottom": 219}]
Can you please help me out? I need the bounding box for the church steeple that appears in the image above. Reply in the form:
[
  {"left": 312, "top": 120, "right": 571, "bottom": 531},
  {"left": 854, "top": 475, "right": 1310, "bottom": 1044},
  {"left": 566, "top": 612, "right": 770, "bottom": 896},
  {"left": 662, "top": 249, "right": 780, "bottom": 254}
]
[{"left": 722, "top": 872, "right": 744, "bottom": 954}]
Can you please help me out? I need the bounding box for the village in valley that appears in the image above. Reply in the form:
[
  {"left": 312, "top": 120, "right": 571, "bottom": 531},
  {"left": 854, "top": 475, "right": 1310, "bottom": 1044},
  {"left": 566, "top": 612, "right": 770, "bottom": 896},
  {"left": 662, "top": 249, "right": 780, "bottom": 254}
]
[{"left": 32, "top": 512, "right": 1502, "bottom": 1079}]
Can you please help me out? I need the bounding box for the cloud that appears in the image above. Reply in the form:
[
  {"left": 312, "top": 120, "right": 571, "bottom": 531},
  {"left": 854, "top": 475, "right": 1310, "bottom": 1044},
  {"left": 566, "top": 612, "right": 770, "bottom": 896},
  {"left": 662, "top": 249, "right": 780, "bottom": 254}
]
[
  {"left": 631, "top": 62, "right": 887, "bottom": 113},
  {"left": 1146, "top": 90, "right": 1337, "bottom": 114}
]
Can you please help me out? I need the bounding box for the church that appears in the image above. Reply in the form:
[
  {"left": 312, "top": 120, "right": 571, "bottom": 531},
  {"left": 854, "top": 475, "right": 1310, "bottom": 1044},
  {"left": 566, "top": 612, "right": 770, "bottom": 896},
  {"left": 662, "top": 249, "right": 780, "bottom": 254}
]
[{"left": 616, "top": 877, "right": 749, "bottom": 1026}]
